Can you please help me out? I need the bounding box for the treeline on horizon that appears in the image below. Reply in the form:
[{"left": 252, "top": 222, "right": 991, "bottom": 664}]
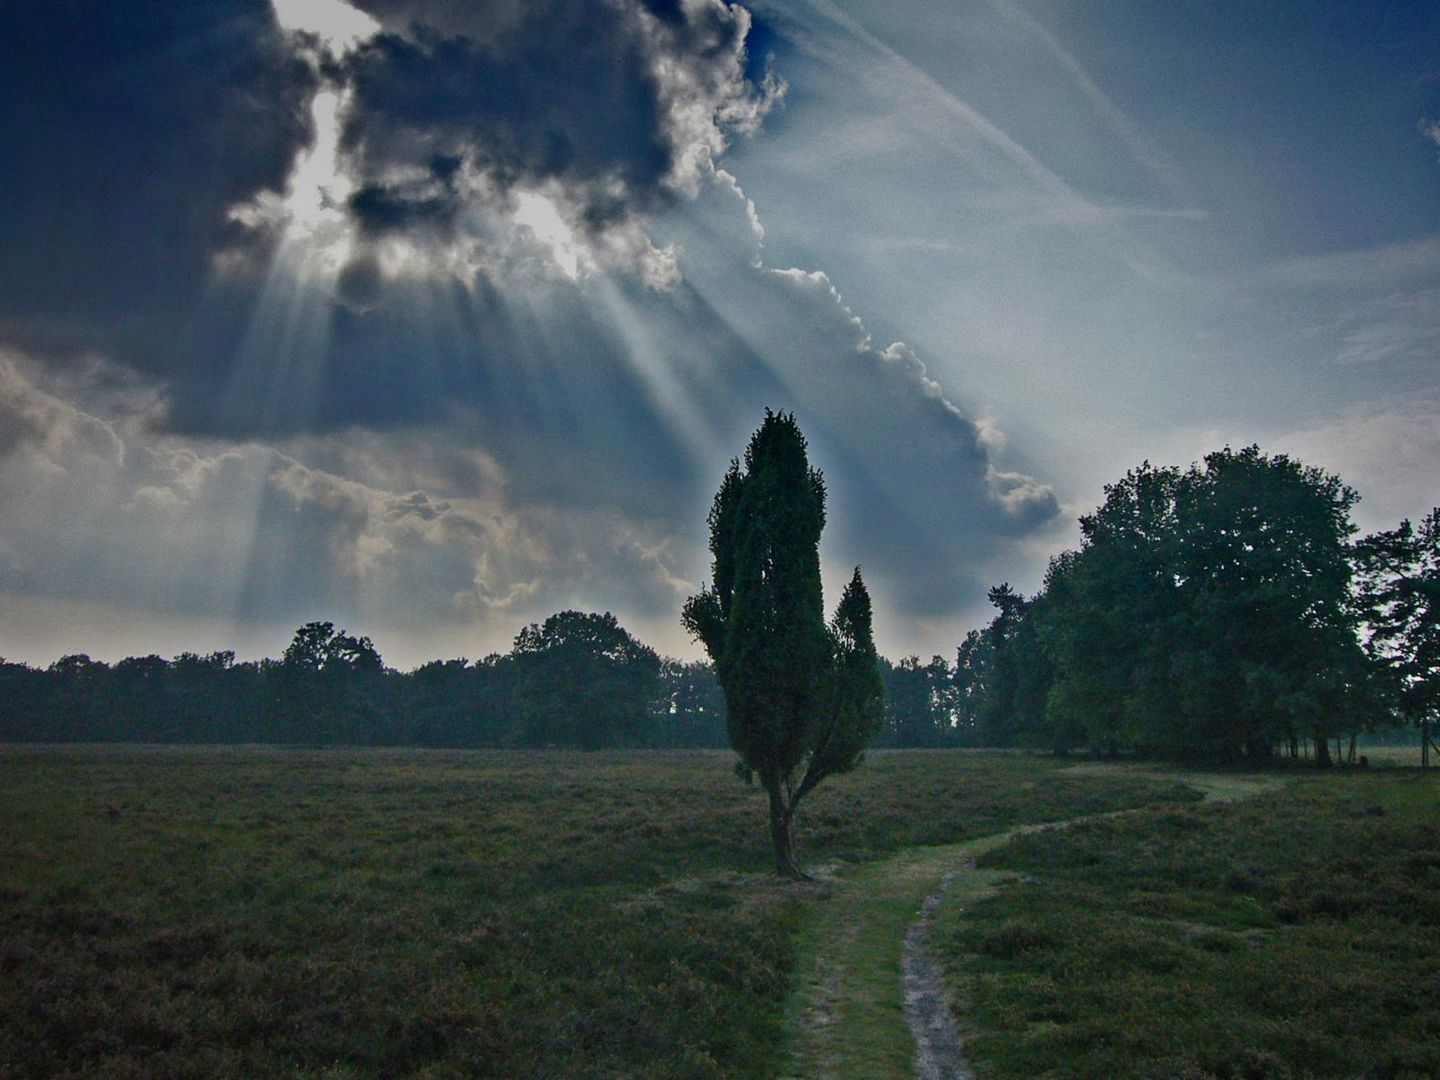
[
  {"left": 3, "top": 444, "right": 1435, "bottom": 761},
  {"left": 0, "top": 611, "right": 971, "bottom": 751}
]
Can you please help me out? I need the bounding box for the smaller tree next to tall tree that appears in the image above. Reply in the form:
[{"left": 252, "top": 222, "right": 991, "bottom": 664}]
[
  {"left": 683, "top": 411, "right": 884, "bottom": 879},
  {"left": 1356, "top": 507, "right": 1440, "bottom": 765}
]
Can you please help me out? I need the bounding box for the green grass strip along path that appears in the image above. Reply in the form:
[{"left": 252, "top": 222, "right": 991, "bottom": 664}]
[{"left": 781, "top": 768, "right": 1281, "bottom": 1080}]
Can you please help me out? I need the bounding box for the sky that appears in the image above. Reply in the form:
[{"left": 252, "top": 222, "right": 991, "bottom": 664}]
[{"left": 0, "top": 0, "right": 1437, "bottom": 669}]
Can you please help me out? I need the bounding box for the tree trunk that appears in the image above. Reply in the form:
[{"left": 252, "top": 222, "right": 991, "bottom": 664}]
[
  {"left": 1313, "top": 727, "right": 1332, "bottom": 767},
  {"left": 766, "top": 784, "right": 806, "bottom": 880}
]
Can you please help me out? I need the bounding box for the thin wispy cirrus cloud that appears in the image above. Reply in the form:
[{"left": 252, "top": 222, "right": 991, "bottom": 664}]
[{"left": 0, "top": 0, "right": 1436, "bottom": 667}]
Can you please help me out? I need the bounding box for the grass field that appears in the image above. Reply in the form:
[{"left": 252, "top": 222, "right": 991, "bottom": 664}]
[
  {"left": 0, "top": 747, "right": 1197, "bottom": 1079},
  {"left": 933, "top": 767, "right": 1440, "bottom": 1079}
]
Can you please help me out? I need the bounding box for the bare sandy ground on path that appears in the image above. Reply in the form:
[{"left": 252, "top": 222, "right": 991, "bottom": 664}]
[
  {"left": 902, "top": 862, "right": 976, "bottom": 1080},
  {"left": 899, "top": 767, "right": 1282, "bottom": 1079},
  {"left": 787, "top": 764, "right": 1283, "bottom": 1080}
]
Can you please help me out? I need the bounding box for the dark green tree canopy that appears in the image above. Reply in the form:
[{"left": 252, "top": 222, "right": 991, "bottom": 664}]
[
  {"left": 880, "top": 654, "right": 955, "bottom": 748},
  {"left": 282, "top": 621, "right": 382, "bottom": 673},
  {"left": 0, "top": 617, "right": 722, "bottom": 750},
  {"left": 683, "top": 411, "right": 883, "bottom": 878},
  {"left": 511, "top": 610, "right": 661, "bottom": 750},
  {"left": 277, "top": 621, "right": 386, "bottom": 745},
  {"left": 969, "top": 445, "right": 1371, "bottom": 763},
  {"left": 1356, "top": 508, "right": 1440, "bottom": 761}
]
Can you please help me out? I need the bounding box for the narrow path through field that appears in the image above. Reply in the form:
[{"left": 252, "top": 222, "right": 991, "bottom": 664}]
[
  {"left": 901, "top": 863, "right": 974, "bottom": 1080},
  {"left": 784, "top": 768, "right": 1281, "bottom": 1080}
]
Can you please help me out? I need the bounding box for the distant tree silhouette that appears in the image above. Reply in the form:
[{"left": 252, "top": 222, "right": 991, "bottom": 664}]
[
  {"left": 974, "top": 584, "right": 1030, "bottom": 748},
  {"left": 683, "top": 411, "right": 883, "bottom": 878},
  {"left": 1035, "top": 462, "right": 1185, "bottom": 757},
  {"left": 0, "top": 660, "right": 49, "bottom": 741},
  {"left": 651, "top": 659, "right": 728, "bottom": 747},
  {"left": 1168, "top": 447, "right": 1366, "bottom": 763},
  {"left": 407, "top": 654, "right": 519, "bottom": 748},
  {"left": 510, "top": 611, "right": 660, "bottom": 749},
  {"left": 0, "top": 624, "right": 725, "bottom": 749},
  {"left": 278, "top": 622, "right": 384, "bottom": 744},
  {"left": 880, "top": 655, "right": 955, "bottom": 747},
  {"left": 49, "top": 654, "right": 106, "bottom": 741}
]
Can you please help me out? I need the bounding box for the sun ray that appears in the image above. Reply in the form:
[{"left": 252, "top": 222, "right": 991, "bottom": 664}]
[{"left": 588, "top": 275, "right": 730, "bottom": 469}]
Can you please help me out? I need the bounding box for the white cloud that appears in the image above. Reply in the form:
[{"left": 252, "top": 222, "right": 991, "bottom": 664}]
[
  {"left": 0, "top": 353, "right": 698, "bottom": 666},
  {"left": 1267, "top": 236, "right": 1440, "bottom": 291},
  {"left": 1422, "top": 118, "right": 1440, "bottom": 156},
  {"left": 513, "top": 192, "right": 590, "bottom": 281},
  {"left": 639, "top": 0, "right": 786, "bottom": 198},
  {"left": 711, "top": 165, "right": 765, "bottom": 263},
  {"left": 985, "top": 466, "right": 1060, "bottom": 524},
  {"left": 1332, "top": 286, "right": 1440, "bottom": 366},
  {"left": 1268, "top": 395, "right": 1440, "bottom": 532},
  {"left": 270, "top": 0, "right": 380, "bottom": 53},
  {"left": 236, "top": 0, "right": 784, "bottom": 293}
]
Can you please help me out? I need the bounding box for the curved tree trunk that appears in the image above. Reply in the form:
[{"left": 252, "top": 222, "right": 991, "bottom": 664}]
[{"left": 767, "top": 785, "right": 807, "bottom": 880}]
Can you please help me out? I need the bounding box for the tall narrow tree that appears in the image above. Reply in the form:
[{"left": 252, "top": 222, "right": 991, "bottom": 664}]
[{"left": 683, "top": 412, "right": 884, "bottom": 878}]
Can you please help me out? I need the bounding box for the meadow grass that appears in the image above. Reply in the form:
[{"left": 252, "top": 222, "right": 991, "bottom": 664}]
[
  {"left": 933, "top": 767, "right": 1440, "bottom": 1079},
  {"left": 0, "top": 747, "right": 1194, "bottom": 1079}
]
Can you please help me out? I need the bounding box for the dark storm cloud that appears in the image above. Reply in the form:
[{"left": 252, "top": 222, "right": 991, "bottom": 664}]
[
  {"left": 0, "top": 0, "right": 1059, "bottom": 642},
  {"left": 0, "top": 0, "right": 778, "bottom": 431},
  {"left": 0, "top": 1, "right": 315, "bottom": 374},
  {"left": 336, "top": 0, "right": 775, "bottom": 239},
  {"left": 337, "top": 24, "right": 666, "bottom": 234}
]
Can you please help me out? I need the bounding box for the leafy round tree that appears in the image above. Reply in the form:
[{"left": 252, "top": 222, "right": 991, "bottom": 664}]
[
  {"left": 683, "top": 411, "right": 884, "bottom": 878},
  {"left": 1016, "top": 447, "right": 1368, "bottom": 763},
  {"left": 511, "top": 611, "right": 661, "bottom": 750},
  {"left": 278, "top": 621, "right": 384, "bottom": 745}
]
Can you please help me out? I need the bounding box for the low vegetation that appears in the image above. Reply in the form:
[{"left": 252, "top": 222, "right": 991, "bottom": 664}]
[
  {"left": 0, "top": 747, "right": 1194, "bottom": 1079},
  {"left": 933, "top": 768, "right": 1440, "bottom": 1079}
]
